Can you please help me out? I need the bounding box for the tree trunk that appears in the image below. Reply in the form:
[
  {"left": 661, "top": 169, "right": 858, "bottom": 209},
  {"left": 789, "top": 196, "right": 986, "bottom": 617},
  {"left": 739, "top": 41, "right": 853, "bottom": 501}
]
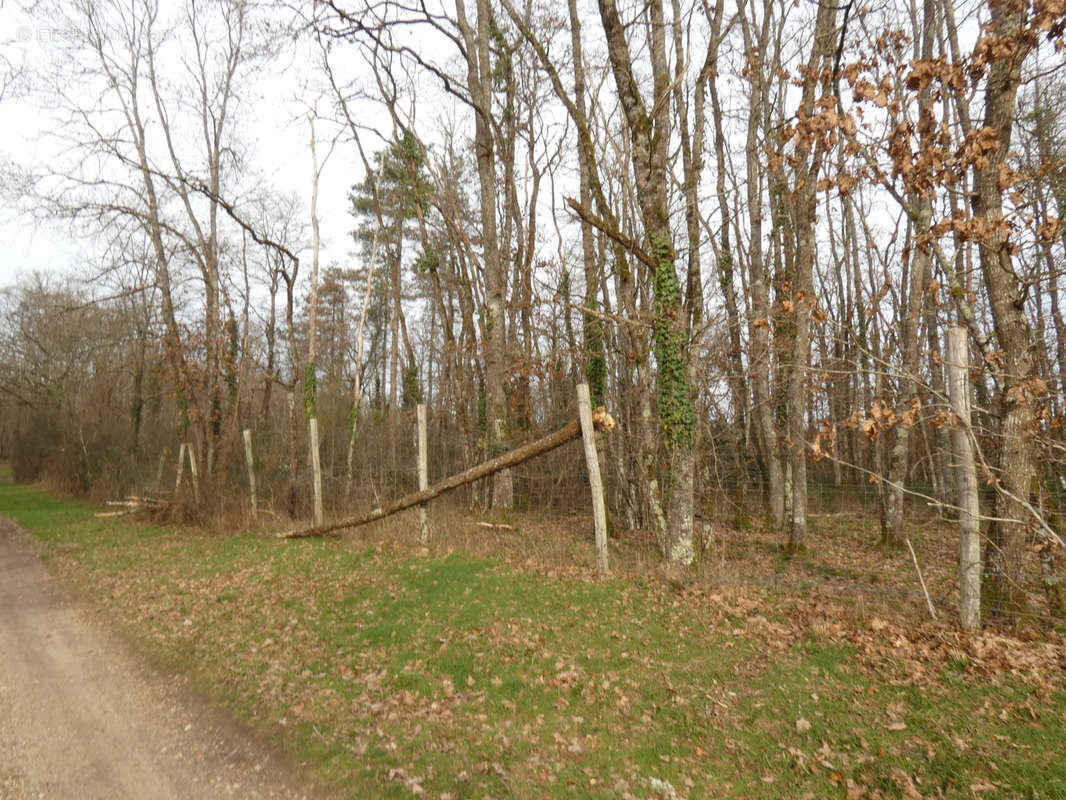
[
  {"left": 784, "top": 0, "right": 838, "bottom": 553},
  {"left": 883, "top": 0, "right": 937, "bottom": 546},
  {"left": 568, "top": 0, "right": 607, "bottom": 410},
  {"left": 972, "top": 0, "right": 1038, "bottom": 620},
  {"left": 738, "top": 0, "right": 785, "bottom": 529},
  {"left": 455, "top": 0, "right": 512, "bottom": 509},
  {"left": 597, "top": 0, "right": 696, "bottom": 565},
  {"left": 706, "top": 10, "right": 747, "bottom": 491},
  {"left": 307, "top": 115, "right": 326, "bottom": 526}
]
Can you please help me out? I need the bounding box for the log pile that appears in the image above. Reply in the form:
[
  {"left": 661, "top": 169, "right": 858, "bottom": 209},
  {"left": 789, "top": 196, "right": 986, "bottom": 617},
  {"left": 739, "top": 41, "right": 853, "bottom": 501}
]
[{"left": 94, "top": 496, "right": 169, "bottom": 518}]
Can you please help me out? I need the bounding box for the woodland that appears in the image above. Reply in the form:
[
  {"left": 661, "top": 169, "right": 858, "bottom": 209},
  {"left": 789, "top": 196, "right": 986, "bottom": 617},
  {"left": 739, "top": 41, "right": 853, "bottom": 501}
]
[{"left": 2, "top": 0, "right": 1066, "bottom": 628}]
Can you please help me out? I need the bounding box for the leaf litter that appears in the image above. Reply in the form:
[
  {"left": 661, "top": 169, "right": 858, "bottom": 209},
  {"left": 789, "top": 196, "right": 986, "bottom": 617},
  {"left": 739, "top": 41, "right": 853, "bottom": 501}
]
[{"left": 23, "top": 500, "right": 1066, "bottom": 799}]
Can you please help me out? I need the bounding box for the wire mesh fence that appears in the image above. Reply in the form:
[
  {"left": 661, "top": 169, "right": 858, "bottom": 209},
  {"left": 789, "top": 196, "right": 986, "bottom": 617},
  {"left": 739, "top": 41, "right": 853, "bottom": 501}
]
[{"left": 4, "top": 379, "right": 1063, "bottom": 629}]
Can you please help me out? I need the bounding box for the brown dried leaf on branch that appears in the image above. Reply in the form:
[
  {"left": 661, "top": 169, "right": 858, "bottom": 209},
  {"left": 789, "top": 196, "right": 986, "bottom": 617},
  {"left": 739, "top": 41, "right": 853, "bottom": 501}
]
[
  {"left": 900, "top": 397, "right": 921, "bottom": 429},
  {"left": 870, "top": 398, "right": 898, "bottom": 427},
  {"left": 930, "top": 409, "right": 958, "bottom": 429},
  {"left": 852, "top": 79, "right": 877, "bottom": 103},
  {"left": 904, "top": 58, "right": 941, "bottom": 90},
  {"left": 860, "top": 417, "right": 880, "bottom": 440},
  {"left": 809, "top": 420, "right": 836, "bottom": 461},
  {"left": 1036, "top": 216, "right": 1061, "bottom": 241}
]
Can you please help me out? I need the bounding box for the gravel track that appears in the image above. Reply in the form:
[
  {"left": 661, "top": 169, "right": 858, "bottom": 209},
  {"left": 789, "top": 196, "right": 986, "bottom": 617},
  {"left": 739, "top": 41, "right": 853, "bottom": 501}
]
[{"left": 0, "top": 517, "right": 333, "bottom": 800}]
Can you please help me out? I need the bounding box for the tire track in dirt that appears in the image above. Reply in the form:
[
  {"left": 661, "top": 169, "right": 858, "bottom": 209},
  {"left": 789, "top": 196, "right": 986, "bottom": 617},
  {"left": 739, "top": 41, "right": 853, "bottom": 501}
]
[{"left": 0, "top": 517, "right": 334, "bottom": 800}]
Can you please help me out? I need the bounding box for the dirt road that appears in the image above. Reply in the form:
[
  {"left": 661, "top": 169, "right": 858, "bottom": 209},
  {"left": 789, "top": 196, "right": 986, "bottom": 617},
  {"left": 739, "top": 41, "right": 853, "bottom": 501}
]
[{"left": 0, "top": 517, "right": 330, "bottom": 799}]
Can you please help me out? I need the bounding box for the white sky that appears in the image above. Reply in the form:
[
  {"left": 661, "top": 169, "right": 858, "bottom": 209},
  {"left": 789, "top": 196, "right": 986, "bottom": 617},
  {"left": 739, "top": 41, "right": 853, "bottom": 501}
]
[
  {"left": 0, "top": 1, "right": 373, "bottom": 293},
  {"left": 1, "top": 6, "right": 69, "bottom": 286}
]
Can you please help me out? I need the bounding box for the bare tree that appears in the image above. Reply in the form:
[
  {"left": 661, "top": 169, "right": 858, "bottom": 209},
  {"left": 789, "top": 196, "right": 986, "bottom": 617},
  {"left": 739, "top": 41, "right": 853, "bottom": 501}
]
[
  {"left": 29, "top": 0, "right": 265, "bottom": 478},
  {"left": 782, "top": 0, "right": 839, "bottom": 553}
]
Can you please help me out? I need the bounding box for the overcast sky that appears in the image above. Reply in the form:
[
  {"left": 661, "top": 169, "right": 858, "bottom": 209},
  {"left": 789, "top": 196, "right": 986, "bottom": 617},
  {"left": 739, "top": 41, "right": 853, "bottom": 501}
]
[
  {"left": 0, "top": 1, "right": 380, "bottom": 293},
  {"left": 0, "top": 3, "right": 75, "bottom": 287}
]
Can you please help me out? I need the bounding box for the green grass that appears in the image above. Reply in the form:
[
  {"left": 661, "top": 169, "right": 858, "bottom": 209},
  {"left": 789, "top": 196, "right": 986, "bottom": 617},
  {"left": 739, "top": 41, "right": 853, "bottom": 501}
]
[
  {"left": 725, "top": 639, "right": 1066, "bottom": 798},
  {"left": 2, "top": 481, "right": 1065, "bottom": 798}
]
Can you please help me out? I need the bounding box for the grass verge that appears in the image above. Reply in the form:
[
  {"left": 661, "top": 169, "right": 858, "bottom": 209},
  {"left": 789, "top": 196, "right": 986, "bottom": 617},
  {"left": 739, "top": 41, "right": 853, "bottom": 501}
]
[{"left": 2, "top": 482, "right": 1064, "bottom": 799}]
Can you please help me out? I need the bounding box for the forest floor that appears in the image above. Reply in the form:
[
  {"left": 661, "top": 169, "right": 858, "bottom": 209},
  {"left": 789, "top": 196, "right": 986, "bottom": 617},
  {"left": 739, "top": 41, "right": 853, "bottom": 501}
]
[{"left": 1, "top": 481, "right": 1064, "bottom": 799}]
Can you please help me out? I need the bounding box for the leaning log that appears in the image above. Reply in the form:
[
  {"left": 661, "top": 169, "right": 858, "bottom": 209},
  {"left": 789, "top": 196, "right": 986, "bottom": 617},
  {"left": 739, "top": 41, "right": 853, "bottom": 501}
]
[{"left": 281, "top": 408, "right": 615, "bottom": 540}]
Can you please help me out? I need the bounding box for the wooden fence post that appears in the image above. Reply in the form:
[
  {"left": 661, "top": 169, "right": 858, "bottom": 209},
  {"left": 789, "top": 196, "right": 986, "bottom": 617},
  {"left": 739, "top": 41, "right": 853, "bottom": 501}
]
[
  {"left": 174, "top": 442, "right": 187, "bottom": 495},
  {"left": 947, "top": 326, "right": 981, "bottom": 629},
  {"left": 577, "top": 383, "right": 609, "bottom": 575},
  {"left": 154, "top": 448, "right": 168, "bottom": 496},
  {"left": 186, "top": 441, "right": 200, "bottom": 503},
  {"left": 243, "top": 428, "right": 258, "bottom": 516},
  {"left": 309, "top": 417, "right": 324, "bottom": 525},
  {"left": 417, "top": 404, "right": 429, "bottom": 545}
]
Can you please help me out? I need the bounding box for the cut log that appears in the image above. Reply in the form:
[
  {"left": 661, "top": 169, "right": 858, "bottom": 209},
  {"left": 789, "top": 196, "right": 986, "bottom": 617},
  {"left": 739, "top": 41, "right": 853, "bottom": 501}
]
[
  {"left": 281, "top": 408, "right": 615, "bottom": 539},
  {"left": 104, "top": 497, "right": 168, "bottom": 510},
  {"left": 474, "top": 521, "right": 515, "bottom": 531}
]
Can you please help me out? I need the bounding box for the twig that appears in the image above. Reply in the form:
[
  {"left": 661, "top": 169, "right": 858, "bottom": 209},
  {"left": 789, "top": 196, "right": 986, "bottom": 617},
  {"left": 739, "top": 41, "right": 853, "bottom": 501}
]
[{"left": 906, "top": 537, "right": 938, "bottom": 620}]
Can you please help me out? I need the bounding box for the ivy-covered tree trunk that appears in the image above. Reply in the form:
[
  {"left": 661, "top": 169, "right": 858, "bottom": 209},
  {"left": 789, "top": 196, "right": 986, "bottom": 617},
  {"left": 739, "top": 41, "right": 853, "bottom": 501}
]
[
  {"left": 653, "top": 235, "right": 698, "bottom": 563},
  {"left": 567, "top": 0, "right": 606, "bottom": 409},
  {"left": 597, "top": 0, "right": 696, "bottom": 565}
]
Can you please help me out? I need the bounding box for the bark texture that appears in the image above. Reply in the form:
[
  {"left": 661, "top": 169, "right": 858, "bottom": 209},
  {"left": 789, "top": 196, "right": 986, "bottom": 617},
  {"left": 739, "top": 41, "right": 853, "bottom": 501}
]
[
  {"left": 597, "top": 0, "right": 697, "bottom": 564},
  {"left": 971, "top": 0, "right": 1039, "bottom": 618}
]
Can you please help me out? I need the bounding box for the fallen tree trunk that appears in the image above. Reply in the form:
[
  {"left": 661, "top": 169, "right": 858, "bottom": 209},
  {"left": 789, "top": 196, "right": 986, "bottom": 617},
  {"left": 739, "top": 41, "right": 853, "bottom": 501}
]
[{"left": 281, "top": 408, "right": 615, "bottom": 539}]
